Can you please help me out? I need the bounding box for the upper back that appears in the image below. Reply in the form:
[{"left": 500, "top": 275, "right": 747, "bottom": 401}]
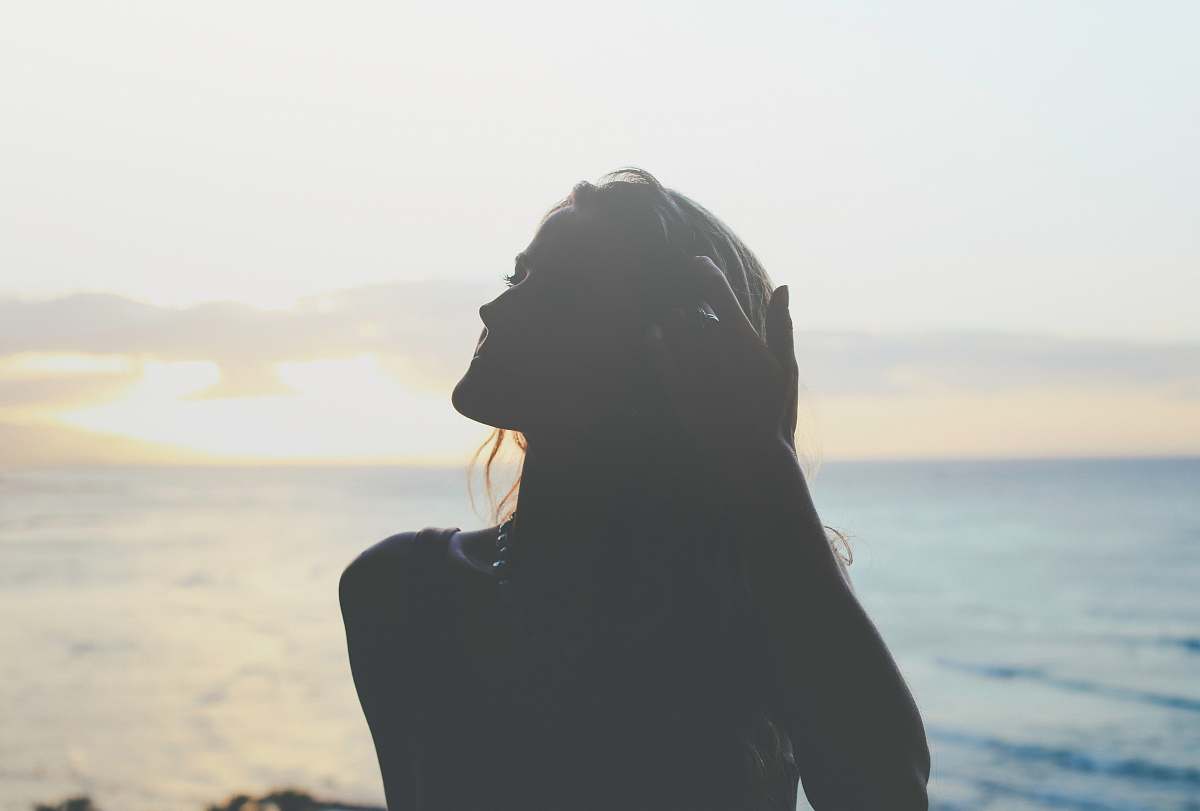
[{"left": 339, "top": 523, "right": 800, "bottom": 811}]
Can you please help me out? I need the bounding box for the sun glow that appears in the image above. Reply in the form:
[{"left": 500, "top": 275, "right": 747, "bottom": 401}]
[{"left": 47, "top": 354, "right": 481, "bottom": 463}]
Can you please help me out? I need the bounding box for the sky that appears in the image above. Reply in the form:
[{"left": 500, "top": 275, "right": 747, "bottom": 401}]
[{"left": 2, "top": 1, "right": 1197, "bottom": 465}]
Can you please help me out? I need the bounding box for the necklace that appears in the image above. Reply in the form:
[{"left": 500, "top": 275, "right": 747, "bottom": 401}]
[{"left": 491, "top": 510, "right": 517, "bottom": 586}]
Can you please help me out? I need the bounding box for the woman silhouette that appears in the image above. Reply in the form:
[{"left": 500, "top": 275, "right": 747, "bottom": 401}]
[{"left": 339, "top": 169, "right": 930, "bottom": 810}]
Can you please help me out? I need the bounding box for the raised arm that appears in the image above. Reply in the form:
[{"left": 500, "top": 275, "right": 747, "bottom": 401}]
[
  {"left": 339, "top": 533, "right": 425, "bottom": 811},
  {"left": 644, "top": 259, "right": 930, "bottom": 809},
  {"left": 718, "top": 444, "right": 931, "bottom": 809}
]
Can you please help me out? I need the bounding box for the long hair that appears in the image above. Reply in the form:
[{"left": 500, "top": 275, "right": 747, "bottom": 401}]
[
  {"left": 463, "top": 168, "right": 851, "bottom": 808},
  {"left": 466, "top": 167, "right": 849, "bottom": 559}
]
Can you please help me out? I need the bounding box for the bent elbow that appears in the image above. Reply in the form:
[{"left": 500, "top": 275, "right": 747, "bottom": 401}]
[
  {"left": 854, "top": 755, "right": 931, "bottom": 811},
  {"left": 894, "top": 747, "right": 931, "bottom": 810},
  {"left": 803, "top": 727, "right": 931, "bottom": 810},
  {"left": 876, "top": 728, "right": 931, "bottom": 810},
  {"left": 874, "top": 710, "right": 931, "bottom": 809}
]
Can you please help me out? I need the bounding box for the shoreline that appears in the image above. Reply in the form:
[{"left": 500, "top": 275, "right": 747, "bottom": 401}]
[{"left": 32, "top": 789, "right": 383, "bottom": 811}]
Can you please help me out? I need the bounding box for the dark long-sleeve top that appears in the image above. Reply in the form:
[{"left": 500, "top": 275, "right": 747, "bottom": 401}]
[{"left": 340, "top": 525, "right": 801, "bottom": 811}]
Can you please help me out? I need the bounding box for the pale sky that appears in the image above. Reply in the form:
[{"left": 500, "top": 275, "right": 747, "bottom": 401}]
[{"left": 2, "top": 2, "right": 1197, "bottom": 464}]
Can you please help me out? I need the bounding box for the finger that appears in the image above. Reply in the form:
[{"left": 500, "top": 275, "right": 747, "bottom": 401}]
[
  {"left": 676, "top": 256, "right": 760, "bottom": 345},
  {"left": 781, "top": 288, "right": 799, "bottom": 420},
  {"left": 782, "top": 286, "right": 801, "bottom": 386},
  {"left": 765, "top": 285, "right": 796, "bottom": 373},
  {"left": 766, "top": 285, "right": 799, "bottom": 445}
]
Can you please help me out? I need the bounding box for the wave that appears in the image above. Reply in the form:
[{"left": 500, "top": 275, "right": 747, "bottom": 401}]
[
  {"left": 1161, "top": 636, "right": 1200, "bottom": 654},
  {"left": 927, "top": 725, "right": 1200, "bottom": 788},
  {"left": 955, "top": 776, "right": 1153, "bottom": 811},
  {"left": 936, "top": 657, "right": 1200, "bottom": 713}
]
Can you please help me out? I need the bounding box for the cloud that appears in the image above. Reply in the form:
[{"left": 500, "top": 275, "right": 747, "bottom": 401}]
[
  {"left": 1, "top": 284, "right": 1198, "bottom": 415},
  {"left": 795, "top": 331, "right": 1200, "bottom": 398},
  {"left": 0, "top": 282, "right": 479, "bottom": 402}
]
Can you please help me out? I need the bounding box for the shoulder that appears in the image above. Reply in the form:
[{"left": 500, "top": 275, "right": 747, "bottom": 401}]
[{"left": 338, "top": 526, "right": 458, "bottom": 611}]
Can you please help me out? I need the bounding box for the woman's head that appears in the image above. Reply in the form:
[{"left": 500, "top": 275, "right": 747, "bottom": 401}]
[{"left": 452, "top": 168, "right": 776, "bottom": 461}]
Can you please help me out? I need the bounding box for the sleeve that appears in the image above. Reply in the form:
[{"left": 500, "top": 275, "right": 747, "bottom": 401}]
[{"left": 339, "top": 531, "right": 431, "bottom": 811}]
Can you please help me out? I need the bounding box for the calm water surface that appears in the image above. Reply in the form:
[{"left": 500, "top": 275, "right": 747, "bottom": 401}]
[{"left": 1, "top": 459, "right": 1197, "bottom": 811}]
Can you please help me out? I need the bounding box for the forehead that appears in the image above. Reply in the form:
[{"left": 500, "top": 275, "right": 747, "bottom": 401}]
[{"left": 522, "top": 204, "right": 613, "bottom": 269}]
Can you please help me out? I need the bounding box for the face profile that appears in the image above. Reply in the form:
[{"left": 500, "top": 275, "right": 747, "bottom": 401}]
[{"left": 451, "top": 195, "right": 666, "bottom": 438}]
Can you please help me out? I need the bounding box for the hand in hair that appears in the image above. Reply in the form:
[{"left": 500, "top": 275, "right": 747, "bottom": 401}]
[{"left": 644, "top": 255, "right": 798, "bottom": 472}]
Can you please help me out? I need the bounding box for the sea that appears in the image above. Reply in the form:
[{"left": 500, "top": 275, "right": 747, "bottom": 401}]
[{"left": 1, "top": 459, "right": 1197, "bottom": 811}]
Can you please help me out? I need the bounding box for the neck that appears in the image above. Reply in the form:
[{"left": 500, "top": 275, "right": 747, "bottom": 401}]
[{"left": 507, "top": 415, "right": 688, "bottom": 573}]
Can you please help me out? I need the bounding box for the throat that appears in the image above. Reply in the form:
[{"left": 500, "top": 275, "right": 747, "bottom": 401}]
[{"left": 506, "top": 434, "right": 687, "bottom": 573}]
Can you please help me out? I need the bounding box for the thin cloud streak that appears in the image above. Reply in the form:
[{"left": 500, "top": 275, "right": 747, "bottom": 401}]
[{"left": 2, "top": 284, "right": 1197, "bottom": 409}]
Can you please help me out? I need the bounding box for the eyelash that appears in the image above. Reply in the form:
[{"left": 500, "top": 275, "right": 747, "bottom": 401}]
[{"left": 502, "top": 267, "right": 528, "bottom": 287}]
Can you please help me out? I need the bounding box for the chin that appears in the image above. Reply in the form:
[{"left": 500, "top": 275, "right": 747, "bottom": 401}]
[{"left": 451, "top": 365, "right": 525, "bottom": 432}]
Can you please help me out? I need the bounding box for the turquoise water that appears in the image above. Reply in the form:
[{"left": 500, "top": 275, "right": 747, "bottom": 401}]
[{"left": 1, "top": 459, "right": 1197, "bottom": 811}]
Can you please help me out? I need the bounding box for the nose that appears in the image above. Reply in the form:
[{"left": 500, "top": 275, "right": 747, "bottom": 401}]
[{"left": 478, "top": 302, "right": 491, "bottom": 325}]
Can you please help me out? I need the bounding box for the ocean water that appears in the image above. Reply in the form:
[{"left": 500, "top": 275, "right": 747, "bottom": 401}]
[{"left": 0, "top": 459, "right": 1197, "bottom": 811}]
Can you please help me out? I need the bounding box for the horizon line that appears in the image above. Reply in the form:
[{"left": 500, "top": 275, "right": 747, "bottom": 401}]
[{"left": 4, "top": 451, "right": 1199, "bottom": 472}]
